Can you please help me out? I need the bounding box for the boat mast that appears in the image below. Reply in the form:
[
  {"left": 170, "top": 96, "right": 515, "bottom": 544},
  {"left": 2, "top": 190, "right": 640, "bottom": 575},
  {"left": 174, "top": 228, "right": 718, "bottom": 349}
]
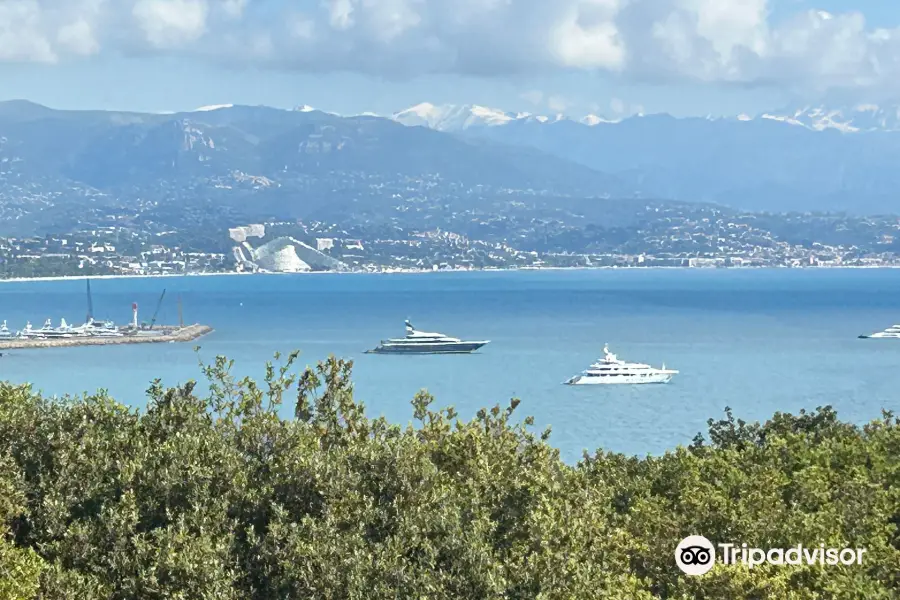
[{"left": 86, "top": 279, "right": 94, "bottom": 323}]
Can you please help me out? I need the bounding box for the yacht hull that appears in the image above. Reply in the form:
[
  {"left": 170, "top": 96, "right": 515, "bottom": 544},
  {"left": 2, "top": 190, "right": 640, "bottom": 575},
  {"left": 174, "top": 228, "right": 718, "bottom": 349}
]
[
  {"left": 565, "top": 373, "right": 675, "bottom": 385},
  {"left": 366, "top": 341, "right": 489, "bottom": 354},
  {"left": 859, "top": 333, "right": 900, "bottom": 339}
]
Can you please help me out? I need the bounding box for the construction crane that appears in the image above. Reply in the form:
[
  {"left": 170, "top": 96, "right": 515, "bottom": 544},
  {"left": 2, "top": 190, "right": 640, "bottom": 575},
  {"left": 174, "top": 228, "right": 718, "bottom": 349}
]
[
  {"left": 142, "top": 289, "right": 166, "bottom": 330},
  {"left": 86, "top": 279, "right": 94, "bottom": 323}
]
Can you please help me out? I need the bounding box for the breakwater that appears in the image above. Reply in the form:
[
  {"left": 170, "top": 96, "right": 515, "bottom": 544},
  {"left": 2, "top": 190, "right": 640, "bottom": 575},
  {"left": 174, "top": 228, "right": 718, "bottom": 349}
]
[{"left": 0, "top": 324, "right": 212, "bottom": 350}]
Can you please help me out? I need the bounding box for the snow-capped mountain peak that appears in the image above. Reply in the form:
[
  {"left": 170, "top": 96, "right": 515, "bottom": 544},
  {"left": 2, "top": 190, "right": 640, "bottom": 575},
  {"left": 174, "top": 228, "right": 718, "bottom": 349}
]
[
  {"left": 392, "top": 102, "right": 598, "bottom": 131},
  {"left": 389, "top": 100, "right": 900, "bottom": 134},
  {"left": 392, "top": 102, "right": 520, "bottom": 131},
  {"left": 756, "top": 104, "right": 900, "bottom": 133},
  {"left": 468, "top": 104, "right": 514, "bottom": 124},
  {"left": 193, "top": 104, "right": 234, "bottom": 112},
  {"left": 581, "top": 114, "right": 619, "bottom": 126}
]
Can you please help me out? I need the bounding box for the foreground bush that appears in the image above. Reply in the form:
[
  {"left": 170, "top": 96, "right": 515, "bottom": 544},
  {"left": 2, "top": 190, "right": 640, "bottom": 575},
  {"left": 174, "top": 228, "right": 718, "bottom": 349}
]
[{"left": 0, "top": 352, "right": 897, "bottom": 599}]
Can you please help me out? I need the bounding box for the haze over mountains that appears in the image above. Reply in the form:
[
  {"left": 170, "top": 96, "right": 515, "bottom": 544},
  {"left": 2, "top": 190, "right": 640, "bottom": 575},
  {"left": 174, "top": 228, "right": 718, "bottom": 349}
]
[
  {"left": 1, "top": 98, "right": 900, "bottom": 229},
  {"left": 391, "top": 101, "right": 900, "bottom": 215},
  {"left": 0, "top": 99, "right": 622, "bottom": 197}
]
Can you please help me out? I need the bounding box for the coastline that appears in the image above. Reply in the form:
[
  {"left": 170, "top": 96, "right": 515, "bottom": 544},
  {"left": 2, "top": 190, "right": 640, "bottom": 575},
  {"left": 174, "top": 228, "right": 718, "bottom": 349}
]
[{"left": 1, "top": 264, "right": 899, "bottom": 284}]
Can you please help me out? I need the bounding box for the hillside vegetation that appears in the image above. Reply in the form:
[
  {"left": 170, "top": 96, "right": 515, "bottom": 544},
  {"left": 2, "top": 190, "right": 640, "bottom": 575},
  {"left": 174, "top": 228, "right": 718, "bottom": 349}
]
[{"left": 0, "top": 352, "right": 897, "bottom": 598}]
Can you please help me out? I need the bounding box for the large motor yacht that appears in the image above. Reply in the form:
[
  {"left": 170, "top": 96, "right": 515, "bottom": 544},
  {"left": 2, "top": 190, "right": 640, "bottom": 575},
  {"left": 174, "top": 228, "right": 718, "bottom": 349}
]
[
  {"left": 69, "top": 318, "right": 123, "bottom": 337},
  {"left": 37, "top": 319, "right": 73, "bottom": 339},
  {"left": 565, "top": 344, "right": 678, "bottom": 385},
  {"left": 366, "top": 320, "right": 490, "bottom": 354},
  {"left": 17, "top": 321, "right": 39, "bottom": 338},
  {"left": 0, "top": 320, "right": 13, "bottom": 339},
  {"left": 859, "top": 324, "right": 900, "bottom": 339}
]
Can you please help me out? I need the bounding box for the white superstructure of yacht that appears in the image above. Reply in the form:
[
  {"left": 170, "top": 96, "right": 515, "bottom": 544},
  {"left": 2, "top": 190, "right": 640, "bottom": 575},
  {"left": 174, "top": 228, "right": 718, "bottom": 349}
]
[
  {"left": 366, "top": 320, "right": 490, "bottom": 354},
  {"left": 0, "top": 321, "right": 12, "bottom": 338},
  {"left": 38, "top": 318, "right": 73, "bottom": 339},
  {"left": 68, "top": 318, "right": 123, "bottom": 337},
  {"left": 859, "top": 324, "right": 900, "bottom": 339},
  {"left": 11, "top": 316, "right": 123, "bottom": 340},
  {"left": 17, "top": 322, "right": 38, "bottom": 338},
  {"left": 57, "top": 318, "right": 81, "bottom": 336},
  {"left": 565, "top": 344, "right": 678, "bottom": 385}
]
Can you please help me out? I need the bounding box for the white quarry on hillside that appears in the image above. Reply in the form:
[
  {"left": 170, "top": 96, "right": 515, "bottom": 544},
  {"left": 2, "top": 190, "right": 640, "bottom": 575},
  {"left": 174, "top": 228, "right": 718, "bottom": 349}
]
[
  {"left": 229, "top": 224, "right": 347, "bottom": 272},
  {"left": 228, "top": 224, "right": 266, "bottom": 243}
]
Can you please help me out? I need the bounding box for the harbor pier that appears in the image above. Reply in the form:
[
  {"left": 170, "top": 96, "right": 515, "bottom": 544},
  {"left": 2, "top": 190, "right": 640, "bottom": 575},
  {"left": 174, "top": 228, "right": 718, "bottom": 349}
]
[{"left": 0, "top": 279, "right": 213, "bottom": 351}]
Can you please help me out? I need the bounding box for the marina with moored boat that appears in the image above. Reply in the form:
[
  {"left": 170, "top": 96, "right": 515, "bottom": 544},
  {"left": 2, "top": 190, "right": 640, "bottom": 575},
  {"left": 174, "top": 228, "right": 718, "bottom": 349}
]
[
  {"left": 0, "top": 324, "right": 212, "bottom": 350},
  {"left": 0, "top": 279, "right": 212, "bottom": 350}
]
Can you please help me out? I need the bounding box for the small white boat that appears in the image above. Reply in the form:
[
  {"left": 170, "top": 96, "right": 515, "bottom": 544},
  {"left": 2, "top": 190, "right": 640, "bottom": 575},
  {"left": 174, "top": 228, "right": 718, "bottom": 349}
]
[{"left": 565, "top": 344, "right": 678, "bottom": 385}]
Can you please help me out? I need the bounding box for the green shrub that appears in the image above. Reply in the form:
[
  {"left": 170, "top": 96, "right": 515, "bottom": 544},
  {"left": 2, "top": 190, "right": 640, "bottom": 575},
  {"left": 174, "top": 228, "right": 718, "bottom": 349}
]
[{"left": 0, "top": 353, "right": 896, "bottom": 599}]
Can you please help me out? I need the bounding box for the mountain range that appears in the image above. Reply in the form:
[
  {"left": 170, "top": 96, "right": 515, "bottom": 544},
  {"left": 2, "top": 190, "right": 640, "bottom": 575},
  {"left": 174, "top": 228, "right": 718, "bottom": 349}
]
[
  {"left": 391, "top": 102, "right": 900, "bottom": 134},
  {"left": 391, "top": 102, "right": 900, "bottom": 214},
  {"left": 0, "top": 100, "right": 618, "bottom": 195},
  {"left": 0, "top": 99, "right": 637, "bottom": 235},
  {"left": 1, "top": 98, "right": 900, "bottom": 238}
]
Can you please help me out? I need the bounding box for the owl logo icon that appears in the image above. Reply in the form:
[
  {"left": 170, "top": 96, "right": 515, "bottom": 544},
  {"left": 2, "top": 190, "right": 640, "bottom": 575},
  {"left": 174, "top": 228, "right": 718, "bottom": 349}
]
[{"left": 675, "top": 535, "right": 716, "bottom": 575}]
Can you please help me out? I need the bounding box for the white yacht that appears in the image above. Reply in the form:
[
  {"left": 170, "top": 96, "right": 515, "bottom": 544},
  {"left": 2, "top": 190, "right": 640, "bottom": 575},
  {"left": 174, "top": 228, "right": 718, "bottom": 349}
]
[
  {"left": 17, "top": 321, "right": 39, "bottom": 338},
  {"left": 859, "top": 324, "right": 900, "bottom": 339},
  {"left": 56, "top": 318, "right": 84, "bottom": 337},
  {"left": 366, "top": 320, "right": 490, "bottom": 354},
  {"left": 70, "top": 318, "right": 122, "bottom": 337},
  {"left": 38, "top": 319, "right": 73, "bottom": 339},
  {"left": 0, "top": 321, "right": 12, "bottom": 339},
  {"left": 565, "top": 344, "right": 678, "bottom": 385}
]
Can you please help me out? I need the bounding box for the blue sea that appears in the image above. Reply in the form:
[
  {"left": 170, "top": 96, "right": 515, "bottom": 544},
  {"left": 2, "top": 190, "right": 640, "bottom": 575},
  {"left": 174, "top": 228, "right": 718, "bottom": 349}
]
[{"left": 1, "top": 269, "right": 899, "bottom": 462}]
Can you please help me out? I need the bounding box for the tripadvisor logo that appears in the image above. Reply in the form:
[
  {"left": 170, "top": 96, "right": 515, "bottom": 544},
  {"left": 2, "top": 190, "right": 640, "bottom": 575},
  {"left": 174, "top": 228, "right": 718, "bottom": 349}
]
[
  {"left": 675, "top": 536, "right": 716, "bottom": 575},
  {"left": 675, "top": 535, "right": 867, "bottom": 576}
]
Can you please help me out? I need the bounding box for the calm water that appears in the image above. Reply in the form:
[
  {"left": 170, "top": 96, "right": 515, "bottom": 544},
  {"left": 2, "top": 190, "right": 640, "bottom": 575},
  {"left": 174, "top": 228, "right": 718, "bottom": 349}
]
[{"left": 1, "top": 269, "right": 899, "bottom": 461}]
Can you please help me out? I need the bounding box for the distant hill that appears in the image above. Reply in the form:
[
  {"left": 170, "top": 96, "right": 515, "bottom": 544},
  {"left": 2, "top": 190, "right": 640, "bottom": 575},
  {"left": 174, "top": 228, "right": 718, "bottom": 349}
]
[
  {"left": 0, "top": 101, "right": 630, "bottom": 215},
  {"left": 4, "top": 99, "right": 900, "bottom": 238},
  {"left": 390, "top": 102, "right": 900, "bottom": 214}
]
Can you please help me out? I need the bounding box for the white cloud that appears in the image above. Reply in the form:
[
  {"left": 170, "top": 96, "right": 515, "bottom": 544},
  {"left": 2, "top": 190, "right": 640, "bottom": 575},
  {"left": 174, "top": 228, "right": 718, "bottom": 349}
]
[
  {"left": 221, "top": 0, "right": 245, "bottom": 18},
  {"left": 547, "top": 94, "right": 569, "bottom": 112},
  {"left": 0, "top": 0, "right": 57, "bottom": 63},
  {"left": 0, "top": 0, "right": 899, "bottom": 95},
  {"left": 56, "top": 18, "right": 100, "bottom": 56},
  {"left": 520, "top": 90, "right": 544, "bottom": 105},
  {"left": 132, "top": 0, "right": 208, "bottom": 48},
  {"left": 327, "top": 0, "right": 354, "bottom": 31},
  {"left": 549, "top": 0, "right": 624, "bottom": 70}
]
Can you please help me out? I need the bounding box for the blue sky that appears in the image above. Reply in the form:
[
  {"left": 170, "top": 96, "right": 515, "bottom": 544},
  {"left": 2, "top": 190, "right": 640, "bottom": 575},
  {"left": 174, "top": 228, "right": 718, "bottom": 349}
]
[{"left": 0, "top": 0, "right": 898, "bottom": 118}]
